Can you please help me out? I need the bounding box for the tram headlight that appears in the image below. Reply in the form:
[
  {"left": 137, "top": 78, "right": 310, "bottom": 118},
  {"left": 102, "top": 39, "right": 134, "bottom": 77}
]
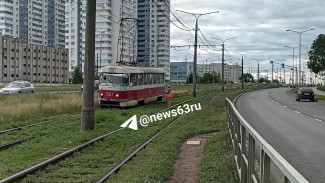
[
  {"left": 116, "top": 94, "right": 119, "bottom": 98},
  {"left": 100, "top": 93, "right": 104, "bottom": 97}
]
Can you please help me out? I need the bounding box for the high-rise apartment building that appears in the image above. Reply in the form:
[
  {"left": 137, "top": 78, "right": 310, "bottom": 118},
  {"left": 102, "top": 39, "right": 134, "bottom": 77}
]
[
  {"left": 0, "top": 0, "right": 65, "bottom": 48},
  {"left": 65, "top": 0, "right": 82, "bottom": 75},
  {"left": 79, "top": 0, "right": 137, "bottom": 71},
  {"left": 137, "top": 0, "right": 170, "bottom": 81}
]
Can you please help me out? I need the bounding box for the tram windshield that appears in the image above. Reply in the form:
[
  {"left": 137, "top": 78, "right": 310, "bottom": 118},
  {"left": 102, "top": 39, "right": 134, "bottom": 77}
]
[{"left": 100, "top": 73, "right": 129, "bottom": 86}]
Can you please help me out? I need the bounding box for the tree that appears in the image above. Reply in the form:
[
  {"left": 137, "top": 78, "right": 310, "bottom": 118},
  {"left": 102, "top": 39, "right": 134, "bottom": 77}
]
[
  {"left": 187, "top": 72, "right": 193, "bottom": 83},
  {"left": 72, "top": 67, "right": 83, "bottom": 84},
  {"left": 308, "top": 34, "right": 325, "bottom": 74},
  {"left": 239, "top": 73, "right": 254, "bottom": 83}
]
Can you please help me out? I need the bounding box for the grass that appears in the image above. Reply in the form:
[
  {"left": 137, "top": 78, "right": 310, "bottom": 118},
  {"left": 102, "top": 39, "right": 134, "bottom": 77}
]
[
  {"left": 106, "top": 91, "right": 242, "bottom": 183},
  {"left": 0, "top": 84, "right": 220, "bottom": 129},
  {"left": 0, "top": 93, "right": 87, "bottom": 128},
  {"left": 0, "top": 94, "right": 193, "bottom": 181},
  {"left": 0, "top": 84, "right": 274, "bottom": 182},
  {"left": 316, "top": 86, "right": 325, "bottom": 92},
  {"left": 315, "top": 94, "right": 325, "bottom": 102},
  {"left": 34, "top": 84, "right": 82, "bottom": 92}
]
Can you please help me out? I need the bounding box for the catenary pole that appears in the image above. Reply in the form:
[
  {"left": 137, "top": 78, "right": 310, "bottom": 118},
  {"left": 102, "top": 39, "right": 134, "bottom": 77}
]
[{"left": 81, "top": 0, "right": 96, "bottom": 131}]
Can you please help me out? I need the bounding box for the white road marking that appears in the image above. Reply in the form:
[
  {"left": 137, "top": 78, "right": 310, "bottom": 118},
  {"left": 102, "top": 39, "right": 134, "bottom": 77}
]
[
  {"left": 314, "top": 118, "right": 322, "bottom": 122},
  {"left": 295, "top": 111, "right": 301, "bottom": 114}
]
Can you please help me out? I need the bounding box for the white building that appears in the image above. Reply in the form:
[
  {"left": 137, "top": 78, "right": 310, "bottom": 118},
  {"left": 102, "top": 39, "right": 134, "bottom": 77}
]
[
  {"left": 80, "top": 0, "right": 137, "bottom": 71},
  {"left": 65, "top": 0, "right": 82, "bottom": 75},
  {"left": 0, "top": 0, "right": 19, "bottom": 38},
  {"left": 200, "top": 63, "right": 242, "bottom": 84},
  {"left": 0, "top": 0, "right": 65, "bottom": 48}
]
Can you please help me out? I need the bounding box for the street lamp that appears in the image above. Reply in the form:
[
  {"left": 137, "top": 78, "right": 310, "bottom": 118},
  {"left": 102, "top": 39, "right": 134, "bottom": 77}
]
[
  {"left": 252, "top": 59, "right": 263, "bottom": 86},
  {"left": 176, "top": 10, "right": 219, "bottom": 97},
  {"left": 286, "top": 27, "right": 314, "bottom": 86},
  {"left": 284, "top": 45, "right": 299, "bottom": 86},
  {"left": 212, "top": 37, "right": 236, "bottom": 92}
]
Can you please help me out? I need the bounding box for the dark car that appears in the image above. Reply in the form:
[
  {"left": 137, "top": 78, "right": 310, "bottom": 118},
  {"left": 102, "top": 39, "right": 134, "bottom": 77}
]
[{"left": 296, "top": 88, "right": 314, "bottom": 102}]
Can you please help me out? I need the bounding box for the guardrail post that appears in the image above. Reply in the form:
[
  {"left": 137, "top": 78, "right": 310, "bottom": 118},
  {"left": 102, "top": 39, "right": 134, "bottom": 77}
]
[
  {"left": 234, "top": 118, "right": 239, "bottom": 165},
  {"left": 247, "top": 134, "right": 255, "bottom": 183},
  {"left": 235, "top": 119, "right": 241, "bottom": 169},
  {"left": 241, "top": 125, "right": 247, "bottom": 183},
  {"left": 260, "top": 149, "right": 270, "bottom": 183}
]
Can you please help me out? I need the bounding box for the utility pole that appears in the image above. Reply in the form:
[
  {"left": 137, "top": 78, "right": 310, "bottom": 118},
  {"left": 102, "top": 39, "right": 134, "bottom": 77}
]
[
  {"left": 280, "top": 67, "right": 282, "bottom": 83},
  {"left": 283, "top": 68, "right": 286, "bottom": 84},
  {"left": 277, "top": 66, "right": 278, "bottom": 82},
  {"left": 233, "top": 52, "right": 249, "bottom": 89},
  {"left": 285, "top": 45, "right": 299, "bottom": 86},
  {"left": 81, "top": 0, "right": 96, "bottom": 131},
  {"left": 258, "top": 61, "right": 259, "bottom": 85},
  {"left": 177, "top": 10, "right": 219, "bottom": 97},
  {"left": 212, "top": 37, "right": 236, "bottom": 92},
  {"left": 241, "top": 56, "right": 244, "bottom": 89},
  {"left": 271, "top": 61, "right": 274, "bottom": 83},
  {"left": 253, "top": 59, "right": 263, "bottom": 86},
  {"left": 193, "top": 19, "right": 198, "bottom": 97}
]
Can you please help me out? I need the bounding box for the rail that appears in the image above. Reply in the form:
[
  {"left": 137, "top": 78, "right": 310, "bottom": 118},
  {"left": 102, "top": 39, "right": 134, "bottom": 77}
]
[{"left": 225, "top": 98, "right": 308, "bottom": 183}]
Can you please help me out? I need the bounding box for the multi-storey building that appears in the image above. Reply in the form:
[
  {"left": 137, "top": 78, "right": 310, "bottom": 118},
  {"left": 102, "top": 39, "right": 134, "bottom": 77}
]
[
  {"left": 170, "top": 62, "right": 193, "bottom": 83},
  {"left": 0, "top": 0, "right": 65, "bottom": 48},
  {"left": 79, "top": 0, "right": 137, "bottom": 71},
  {"left": 0, "top": 34, "right": 69, "bottom": 84},
  {"left": 65, "top": 0, "right": 82, "bottom": 76},
  {"left": 0, "top": 0, "right": 19, "bottom": 38},
  {"left": 138, "top": 0, "right": 170, "bottom": 81},
  {"left": 199, "top": 63, "right": 242, "bottom": 84}
]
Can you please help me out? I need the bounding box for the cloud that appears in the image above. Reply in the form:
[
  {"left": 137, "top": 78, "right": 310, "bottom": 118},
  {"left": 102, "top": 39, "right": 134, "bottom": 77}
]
[{"left": 170, "top": 0, "right": 325, "bottom": 75}]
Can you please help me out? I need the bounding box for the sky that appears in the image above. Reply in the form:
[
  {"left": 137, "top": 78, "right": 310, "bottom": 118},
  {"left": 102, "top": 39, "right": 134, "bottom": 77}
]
[{"left": 170, "top": 0, "right": 325, "bottom": 81}]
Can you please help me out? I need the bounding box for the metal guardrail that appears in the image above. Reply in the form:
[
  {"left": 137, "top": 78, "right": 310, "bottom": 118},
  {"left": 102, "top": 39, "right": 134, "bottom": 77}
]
[{"left": 225, "top": 98, "right": 308, "bottom": 183}]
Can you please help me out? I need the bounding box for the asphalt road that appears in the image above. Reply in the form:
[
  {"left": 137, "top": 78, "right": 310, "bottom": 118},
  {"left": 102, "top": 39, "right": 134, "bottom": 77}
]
[{"left": 235, "top": 87, "right": 325, "bottom": 182}]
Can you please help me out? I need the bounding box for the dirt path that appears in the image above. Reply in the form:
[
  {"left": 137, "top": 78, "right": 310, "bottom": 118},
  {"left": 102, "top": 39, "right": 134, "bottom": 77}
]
[{"left": 166, "top": 132, "right": 217, "bottom": 183}]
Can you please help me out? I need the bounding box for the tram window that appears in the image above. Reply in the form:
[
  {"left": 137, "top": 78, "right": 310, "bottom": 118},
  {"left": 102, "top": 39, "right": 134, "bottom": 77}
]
[
  {"left": 100, "top": 73, "right": 128, "bottom": 86},
  {"left": 138, "top": 74, "right": 143, "bottom": 85},
  {"left": 130, "top": 73, "right": 137, "bottom": 86},
  {"left": 157, "top": 74, "right": 161, "bottom": 84},
  {"left": 152, "top": 74, "right": 157, "bottom": 84},
  {"left": 160, "top": 74, "right": 165, "bottom": 84},
  {"left": 148, "top": 74, "right": 152, "bottom": 85},
  {"left": 144, "top": 74, "right": 148, "bottom": 85}
]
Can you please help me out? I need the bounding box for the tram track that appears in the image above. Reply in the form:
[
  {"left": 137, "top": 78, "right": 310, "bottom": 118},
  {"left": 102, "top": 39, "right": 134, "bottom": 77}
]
[
  {"left": 0, "top": 133, "right": 46, "bottom": 152},
  {"left": 0, "top": 99, "right": 192, "bottom": 183},
  {"left": 95, "top": 95, "right": 211, "bottom": 182}
]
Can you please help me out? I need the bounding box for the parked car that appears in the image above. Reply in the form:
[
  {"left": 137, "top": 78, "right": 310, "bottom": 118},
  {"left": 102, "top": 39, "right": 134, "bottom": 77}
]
[
  {"left": 81, "top": 80, "right": 99, "bottom": 92},
  {"left": 0, "top": 81, "right": 35, "bottom": 94},
  {"left": 296, "top": 88, "right": 314, "bottom": 102}
]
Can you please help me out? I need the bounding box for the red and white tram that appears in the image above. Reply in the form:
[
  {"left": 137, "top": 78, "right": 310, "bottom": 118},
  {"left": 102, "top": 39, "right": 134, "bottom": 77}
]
[{"left": 98, "top": 65, "right": 166, "bottom": 107}]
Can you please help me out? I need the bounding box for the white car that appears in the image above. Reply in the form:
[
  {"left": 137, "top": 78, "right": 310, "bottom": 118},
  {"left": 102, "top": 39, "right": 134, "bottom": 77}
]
[{"left": 0, "top": 81, "right": 35, "bottom": 94}]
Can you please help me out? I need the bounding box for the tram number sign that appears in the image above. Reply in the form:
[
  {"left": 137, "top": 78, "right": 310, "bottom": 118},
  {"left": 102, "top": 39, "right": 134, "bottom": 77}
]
[
  {"left": 106, "top": 91, "right": 113, "bottom": 96},
  {"left": 109, "top": 68, "right": 116, "bottom": 73}
]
